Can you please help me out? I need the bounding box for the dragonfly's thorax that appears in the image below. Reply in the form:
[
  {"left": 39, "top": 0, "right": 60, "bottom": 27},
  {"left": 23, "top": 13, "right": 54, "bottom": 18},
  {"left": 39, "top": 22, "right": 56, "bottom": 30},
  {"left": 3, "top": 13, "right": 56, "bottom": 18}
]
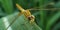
[
  {"left": 22, "top": 10, "right": 35, "bottom": 20},
  {"left": 23, "top": 10, "right": 31, "bottom": 17}
]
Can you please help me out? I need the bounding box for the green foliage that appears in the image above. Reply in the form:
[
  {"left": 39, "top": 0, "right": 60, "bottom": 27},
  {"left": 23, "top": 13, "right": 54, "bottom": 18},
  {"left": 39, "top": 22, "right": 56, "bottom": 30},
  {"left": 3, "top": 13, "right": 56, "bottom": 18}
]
[
  {"left": 1, "top": 0, "right": 14, "bottom": 14},
  {"left": 46, "top": 11, "right": 60, "bottom": 30},
  {"left": 0, "top": 0, "right": 60, "bottom": 30}
]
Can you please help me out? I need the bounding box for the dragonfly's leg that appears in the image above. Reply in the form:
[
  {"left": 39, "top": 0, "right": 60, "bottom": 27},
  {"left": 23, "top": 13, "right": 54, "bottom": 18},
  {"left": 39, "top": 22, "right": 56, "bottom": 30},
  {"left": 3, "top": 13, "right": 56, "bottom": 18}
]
[{"left": 30, "top": 19, "right": 34, "bottom": 24}]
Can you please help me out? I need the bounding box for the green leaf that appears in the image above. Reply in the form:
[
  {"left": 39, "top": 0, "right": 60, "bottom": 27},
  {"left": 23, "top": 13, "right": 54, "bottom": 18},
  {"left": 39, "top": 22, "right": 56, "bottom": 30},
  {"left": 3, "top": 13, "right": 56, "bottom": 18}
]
[
  {"left": 52, "top": 22, "right": 60, "bottom": 30},
  {"left": 0, "top": 18, "right": 5, "bottom": 30},
  {"left": 54, "top": 1, "right": 60, "bottom": 8},
  {"left": 46, "top": 11, "right": 60, "bottom": 30},
  {"left": 0, "top": 12, "right": 42, "bottom": 30},
  {"left": 1, "top": 0, "right": 14, "bottom": 14},
  {"left": 0, "top": 8, "right": 6, "bottom": 17},
  {"left": 39, "top": 0, "right": 47, "bottom": 28}
]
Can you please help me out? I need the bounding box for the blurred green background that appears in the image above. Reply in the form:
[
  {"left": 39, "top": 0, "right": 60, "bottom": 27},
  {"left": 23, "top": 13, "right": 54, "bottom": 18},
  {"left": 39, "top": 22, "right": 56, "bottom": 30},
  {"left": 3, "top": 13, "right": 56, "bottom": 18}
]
[{"left": 0, "top": 0, "right": 60, "bottom": 30}]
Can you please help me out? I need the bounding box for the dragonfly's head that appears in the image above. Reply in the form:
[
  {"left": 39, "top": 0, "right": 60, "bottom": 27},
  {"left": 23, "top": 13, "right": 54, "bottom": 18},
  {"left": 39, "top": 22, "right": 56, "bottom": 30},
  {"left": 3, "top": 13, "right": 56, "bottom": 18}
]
[
  {"left": 27, "top": 15, "right": 35, "bottom": 23},
  {"left": 28, "top": 15, "right": 35, "bottom": 21}
]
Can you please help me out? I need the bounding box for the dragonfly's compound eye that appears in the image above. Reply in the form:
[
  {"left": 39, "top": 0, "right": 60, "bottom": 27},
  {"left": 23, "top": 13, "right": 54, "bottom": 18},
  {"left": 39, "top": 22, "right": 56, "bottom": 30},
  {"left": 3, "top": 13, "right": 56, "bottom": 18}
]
[{"left": 28, "top": 15, "right": 35, "bottom": 20}]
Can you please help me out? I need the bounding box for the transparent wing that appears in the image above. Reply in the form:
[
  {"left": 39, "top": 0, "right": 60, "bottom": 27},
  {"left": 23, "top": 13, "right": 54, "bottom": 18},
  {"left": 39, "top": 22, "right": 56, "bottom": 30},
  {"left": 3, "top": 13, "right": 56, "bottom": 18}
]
[
  {"left": 27, "top": 8, "right": 60, "bottom": 10},
  {"left": 6, "top": 12, "right": 22, "bottom": 30}
]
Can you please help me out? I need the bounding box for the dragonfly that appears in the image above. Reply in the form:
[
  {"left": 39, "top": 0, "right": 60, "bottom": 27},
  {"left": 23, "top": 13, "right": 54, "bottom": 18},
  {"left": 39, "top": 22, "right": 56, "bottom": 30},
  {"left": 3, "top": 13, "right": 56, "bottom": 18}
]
[
  {"left": 6, "top": 3, "right": 60, "bottom": 30},
  {"left": 6, "top": 4, "right": 35, "bottom": 30},
  {"left": 16, "top": 4, "right": 35, "bottom": 23}
]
